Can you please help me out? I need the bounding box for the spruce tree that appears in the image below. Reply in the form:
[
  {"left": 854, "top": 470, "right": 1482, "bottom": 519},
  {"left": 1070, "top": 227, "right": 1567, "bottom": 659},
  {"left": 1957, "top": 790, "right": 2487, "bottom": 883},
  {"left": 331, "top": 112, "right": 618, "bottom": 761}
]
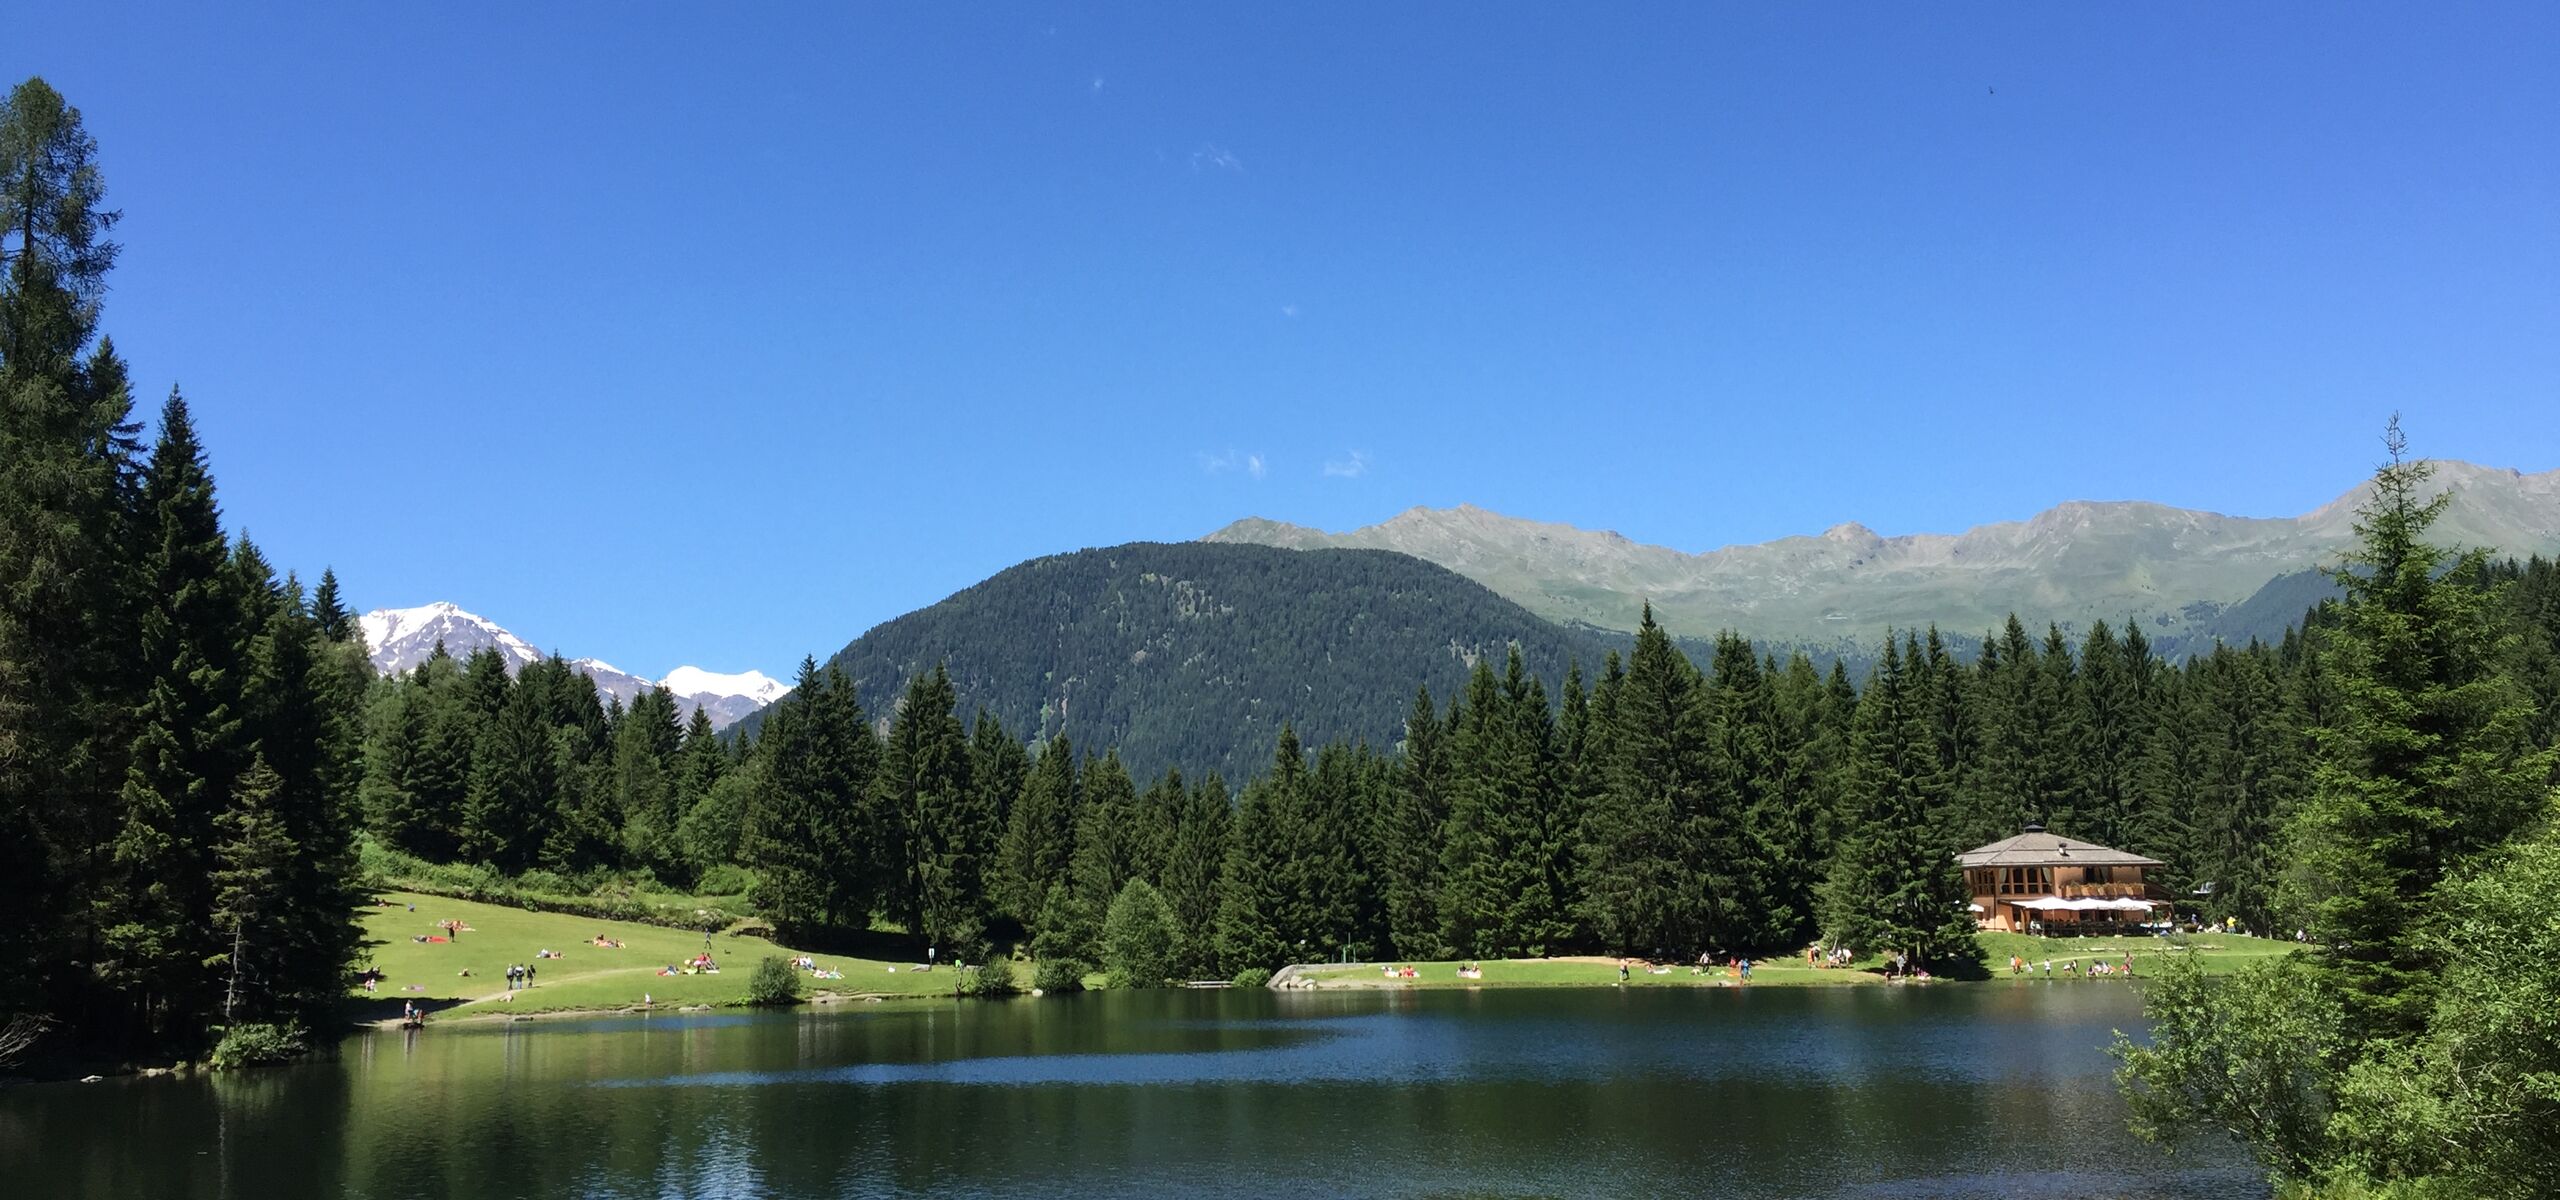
[
  {"left": 1160, "top": 772, "right": 1230, "bottom": 977},
  {"left": 1578, "top": 606, "right": 1706, "bottom": 956},
  {"left": 998, "top": 734, "right": 1079, "bottom": 932},
  {"left": 0, "top": 79, "right": 134, "bottom": 1031},
  {"left": 1819, "top": 637, "right": 1978, "bottom": 971},
  {"left": 2287, "top": 423, "right": 2553, "bottom": 1035},
  {"left": 1216, "top": 728, "right": 1308, "bottom": 971},
  {"left": 101, "top": 390, "right": 242, "bottom": 1045},
  {"left": 1438, "top": 656, "right": 1554, "bottom": 956},
  {"left": 1070, "top": 749, "right": 1145, "bottom": 919},
  {"left": 461, "top": 683, "right": 555, "bottom": 873},
  {"left": 878, "top": 666, "right": 989, "bottom": 955},
  {"left": 1377, "top": 686, "right": 1450, "bottom": 958},
  {"left": 209, "top": 754, "right": 293, "bottom": 1028},
  {"left": 613, "top": 686, "right": 685, "bottom": 880}
]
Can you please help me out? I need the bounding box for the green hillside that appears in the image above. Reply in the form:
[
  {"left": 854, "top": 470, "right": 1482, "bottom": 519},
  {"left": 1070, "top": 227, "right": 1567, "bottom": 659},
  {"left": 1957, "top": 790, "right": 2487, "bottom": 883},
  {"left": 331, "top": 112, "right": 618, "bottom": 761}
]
[{"left": 807, "top": 542, "right": 1616, "bottom": 780}]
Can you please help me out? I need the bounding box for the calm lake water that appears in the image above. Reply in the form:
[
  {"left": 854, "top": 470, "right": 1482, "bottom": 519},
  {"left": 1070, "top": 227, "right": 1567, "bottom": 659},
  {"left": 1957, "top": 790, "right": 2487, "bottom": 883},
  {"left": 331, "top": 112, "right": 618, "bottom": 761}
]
[{"left": 4, "top": 984, "right": 2261, "bottom": 1199}]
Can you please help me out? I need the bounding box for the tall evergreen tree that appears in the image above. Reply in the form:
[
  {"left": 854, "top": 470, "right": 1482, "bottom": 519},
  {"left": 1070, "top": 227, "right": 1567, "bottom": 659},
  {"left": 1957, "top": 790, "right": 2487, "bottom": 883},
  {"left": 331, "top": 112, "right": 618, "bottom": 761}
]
[
  {"left": 100, "top": 390, "right": 241, "bottom": 1045},
  {"left": 998, "top": 734, "right": 1078, "bottom": 932},
  {"left": 1215, "top": 728, "right": 1306, "bottom": 972},
  {"left": 1578, "top": 606, "right": 1708, "bottom": 956},
  {"left": 2286, "top": 424, "right": 2554, "bottom": 1035},
  {"left": 877, "top": 666, "right": 991, "bottom": 954},
  {"left": 208, "top": 754, "right": 293, "bottom": 1029},
  {"left": 1160, "top": 772, "right": 1230, "bottom": 977},
  {"left": 1069, "top": 749, "right": 1145, "bottom": 920},
  {"left": 1377, "top": 686, "right": 1450, "bottom": 958},
  {"left": 461, "top": 683, "right": 556, "bottom": 874},
  {"left": 1439, "top": 653, "right": 1556, "bottom": 956},
  {"left": 1818, "top": 637, "right": 1978, "bottom": 971}
]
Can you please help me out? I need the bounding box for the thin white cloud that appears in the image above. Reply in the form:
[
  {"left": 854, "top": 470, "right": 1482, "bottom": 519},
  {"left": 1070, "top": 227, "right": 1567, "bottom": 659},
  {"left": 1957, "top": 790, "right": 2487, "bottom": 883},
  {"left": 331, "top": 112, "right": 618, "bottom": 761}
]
[
  {"left": 1091, "top": 75, "right": 1105, "bottom": 94},
  {"left": 1279, "top": 303, "right": 1299, "bottom": 319},
  {"left": 1322, "top": 451, "right": 1372, "bottom": 479},
  {"left": 1190, "top": 144, "right": 1242, "bottom": 172},
  {"left": 1200, "top": 449, "right": 1269, "bottom": 481}
]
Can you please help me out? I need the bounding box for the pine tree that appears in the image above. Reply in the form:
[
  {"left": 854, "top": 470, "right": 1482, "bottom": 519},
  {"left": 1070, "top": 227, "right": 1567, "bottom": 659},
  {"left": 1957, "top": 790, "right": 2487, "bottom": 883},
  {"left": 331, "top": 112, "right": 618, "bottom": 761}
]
[
  {"left": 2074, "top": 621, "right": 2144, "bottom": 849},
  {"left": 998, "top": 734, "right": 1079, "bottom": 932},
  {"left": 1439, "top": 655, "right": 1555, "bottom": 957},
  {"left": 461, "top": 683, "right": 555, "bottom": 873},
  {"left": 1707, "top": 633, "right": 1796, "bottom": 949},
  {"left": 1376, "top": 686, "right": 1450, "bottom": 958},
  {"left": 878, "top": 666, "right": 990, "bottom": 955},
  {"left": 1819, "top": 637, "right": 1978, "bottom": 971},
  {"left": 2287, "top": 422, "right": 2553, "bottom": 1035},
  {"left": 968, "top": 708, "right": 1030, "bottom": 872},
  {"left": 1761, "top": 653, "right": 1837, "bottom": 946},
  {"left": 100, "top": 390, "right": 242, "bottom": 1045},
  {"left": 209, "top": 755, "right": 293, "bottom": 1027},
  {"left": 1305, "top": 739, "right": 1384, "bottom": 957},
  {"left": 1216, "top": 728, "right": 1308, "bottom": 971},
  {"left": 309, "top": 567, "right": 354, "bottom": 645},
  {"left": 671, "top": 706, "right": 730, "bottom": 869},
  {"left": 613, "top": 686, "right": 685, "bottom": 881},
  {"left": 0, "top": 78, "right": 135, "bottom": 1031},
  {"left": 1070, "top": 749, "right": 1144, "bottom": 920},
  {"left": 1160, "top": 772, "right": 1230, "bottom": 977},
  {"left": 1578, "top": 606, "right": 1706, "bottom": 956}
]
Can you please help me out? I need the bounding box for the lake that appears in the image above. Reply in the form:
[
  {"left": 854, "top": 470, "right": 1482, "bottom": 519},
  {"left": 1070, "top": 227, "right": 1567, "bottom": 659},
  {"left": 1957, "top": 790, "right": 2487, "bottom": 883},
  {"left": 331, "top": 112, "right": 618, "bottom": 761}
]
[{"left": 4, "top": 983, "right": 2261, "bottom": 1199}]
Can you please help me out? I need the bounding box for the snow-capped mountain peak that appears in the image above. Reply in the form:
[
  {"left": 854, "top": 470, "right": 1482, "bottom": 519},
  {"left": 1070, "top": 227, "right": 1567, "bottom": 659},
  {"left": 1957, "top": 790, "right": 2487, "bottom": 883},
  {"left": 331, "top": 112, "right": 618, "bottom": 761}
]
[
  {"left": 661, "top": 666, "right": 788, "bottom": 705},
  {"left": 357, "top": 603, "right": 783, "bottom": 730},
  {"left": 359, "top": 601, "right": 541, "bottom": 677}
]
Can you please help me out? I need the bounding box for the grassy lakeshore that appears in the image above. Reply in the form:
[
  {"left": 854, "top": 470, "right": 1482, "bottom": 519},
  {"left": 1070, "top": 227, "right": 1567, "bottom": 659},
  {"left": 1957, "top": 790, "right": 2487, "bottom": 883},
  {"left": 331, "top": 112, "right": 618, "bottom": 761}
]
[
  {"left": 350, "top": 891, "right": 970, "bottom": 1023},
  {"left": 1289, "top": 932, "right": 2301, "bottom": 990}
]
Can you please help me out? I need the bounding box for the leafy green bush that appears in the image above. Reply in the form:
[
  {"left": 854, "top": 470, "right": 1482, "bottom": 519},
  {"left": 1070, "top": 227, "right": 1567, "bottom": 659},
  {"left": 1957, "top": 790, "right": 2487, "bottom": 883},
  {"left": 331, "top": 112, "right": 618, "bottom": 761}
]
[
  {"left": 209, "top": 1022, "right": 306, "bottom": 1069},
  {"left": 962, "top": 958, "right": 1019, "bottom": 998},
  {"left": 1101, "top": 879, "right": 1177, "bottom": 988},
  {"left": 744, "top": 956, "right": 804, "bottom": 1007},
  {"left": 693, "top": 863, "right": 756, "bottom": 897},
  {"left": 1032, "top": 958, "right": 1088, "bottom": 995},
  {"left": 1230, "top": 966, "right": 1273, "bottom": 989}
]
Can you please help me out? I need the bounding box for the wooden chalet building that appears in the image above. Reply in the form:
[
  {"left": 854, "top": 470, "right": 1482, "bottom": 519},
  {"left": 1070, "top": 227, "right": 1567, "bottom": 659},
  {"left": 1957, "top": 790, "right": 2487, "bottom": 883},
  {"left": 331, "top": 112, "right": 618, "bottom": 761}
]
[{"left": 1957, "top": 826, "right": 2169, "bottom": 934}]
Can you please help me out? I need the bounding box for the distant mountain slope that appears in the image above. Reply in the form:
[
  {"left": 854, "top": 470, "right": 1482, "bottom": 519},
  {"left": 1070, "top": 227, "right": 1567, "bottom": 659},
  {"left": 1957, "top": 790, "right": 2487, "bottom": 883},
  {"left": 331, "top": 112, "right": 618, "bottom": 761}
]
[
  {"left": 357, "top": 602, "right": 783, "bottom": 731},
  {"left": 1207, "top": 461, "right": 2560, "bottom": 652},
  {"left": 801, "top": 542, "right": 1617, "bottom": 781}
]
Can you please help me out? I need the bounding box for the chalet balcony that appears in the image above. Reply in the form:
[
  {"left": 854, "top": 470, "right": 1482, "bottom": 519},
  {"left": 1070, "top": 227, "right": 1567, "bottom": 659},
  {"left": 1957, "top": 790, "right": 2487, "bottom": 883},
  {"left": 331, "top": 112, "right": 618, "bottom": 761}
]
[{"left": 2055, "top": 882, "right": 2165, "bottom": 900}]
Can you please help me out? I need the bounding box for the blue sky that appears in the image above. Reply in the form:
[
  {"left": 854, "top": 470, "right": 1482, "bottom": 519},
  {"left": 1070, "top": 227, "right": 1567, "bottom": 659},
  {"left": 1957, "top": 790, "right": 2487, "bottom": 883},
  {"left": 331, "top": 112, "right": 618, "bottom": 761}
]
[{"left": 14, "top": 5, "right": 2556, "bottom": 679}]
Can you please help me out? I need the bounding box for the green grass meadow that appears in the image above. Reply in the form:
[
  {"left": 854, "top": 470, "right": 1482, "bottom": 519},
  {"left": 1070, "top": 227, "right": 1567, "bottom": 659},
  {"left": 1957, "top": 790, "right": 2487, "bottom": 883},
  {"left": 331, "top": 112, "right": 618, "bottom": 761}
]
[{"left": 350, "top": 891, "right": 971, "bottom": 1021}]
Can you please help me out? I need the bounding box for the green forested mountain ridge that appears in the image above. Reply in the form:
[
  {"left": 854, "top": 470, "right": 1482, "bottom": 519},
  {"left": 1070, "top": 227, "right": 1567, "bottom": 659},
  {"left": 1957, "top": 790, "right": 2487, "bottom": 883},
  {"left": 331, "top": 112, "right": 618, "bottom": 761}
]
[
  {"left": 1206, "top": 460, "right": 2560, "bottom": 654},
  {"left": 785, "top": 542, "right": 1616, "bottom": 780}
]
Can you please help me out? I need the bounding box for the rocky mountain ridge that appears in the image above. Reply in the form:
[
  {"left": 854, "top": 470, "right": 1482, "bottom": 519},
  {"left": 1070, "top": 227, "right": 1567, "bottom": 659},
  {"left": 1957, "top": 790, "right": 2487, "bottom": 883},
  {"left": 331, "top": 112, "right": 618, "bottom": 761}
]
[{"left": 1206, "top": 460, "right": 2560, "bottom": 648}]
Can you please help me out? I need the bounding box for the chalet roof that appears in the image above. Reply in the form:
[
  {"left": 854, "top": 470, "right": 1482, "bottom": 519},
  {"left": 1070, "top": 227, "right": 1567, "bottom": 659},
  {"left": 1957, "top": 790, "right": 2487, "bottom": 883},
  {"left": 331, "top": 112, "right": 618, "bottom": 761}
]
[{"left": 1956, "top": 830, "right": 2163, "bottom": 869}]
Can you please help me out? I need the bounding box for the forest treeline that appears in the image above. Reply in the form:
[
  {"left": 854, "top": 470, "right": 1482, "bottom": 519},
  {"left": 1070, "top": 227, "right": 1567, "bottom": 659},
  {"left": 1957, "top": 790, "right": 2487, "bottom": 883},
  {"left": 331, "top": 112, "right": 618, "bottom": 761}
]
[
  {"left": 353, "top": 544, "right": 2560, "bottom": 986},
  {"left": 2, "top": 80, "right": 369, "bottom": 1066}
]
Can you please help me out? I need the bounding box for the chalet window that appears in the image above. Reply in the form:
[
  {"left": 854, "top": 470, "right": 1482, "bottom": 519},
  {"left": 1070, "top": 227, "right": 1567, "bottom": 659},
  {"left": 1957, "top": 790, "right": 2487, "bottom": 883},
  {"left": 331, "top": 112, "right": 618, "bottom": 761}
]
[{"left": 1994, "top": 867, "right": 2051, "bottom": 896}]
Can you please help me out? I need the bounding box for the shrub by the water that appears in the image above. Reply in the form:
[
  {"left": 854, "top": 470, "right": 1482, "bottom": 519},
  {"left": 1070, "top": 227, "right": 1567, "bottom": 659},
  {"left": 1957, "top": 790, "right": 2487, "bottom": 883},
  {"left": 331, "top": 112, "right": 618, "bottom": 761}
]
[
  {"left": 962, "top": 958, "right": 1020, "bottom": 997},
  {"left": 1032, "top": 958, "right": 1088, "bottom": 994},
  {"left": 209, "top": 1022, "right": 306, "bottom": 1069},
  {"left": 745, "top": 956, "right": 803, "bottom": 1007},
  {"left": 1231, "top": 967, "right": 1273, "bottom": 989}
]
